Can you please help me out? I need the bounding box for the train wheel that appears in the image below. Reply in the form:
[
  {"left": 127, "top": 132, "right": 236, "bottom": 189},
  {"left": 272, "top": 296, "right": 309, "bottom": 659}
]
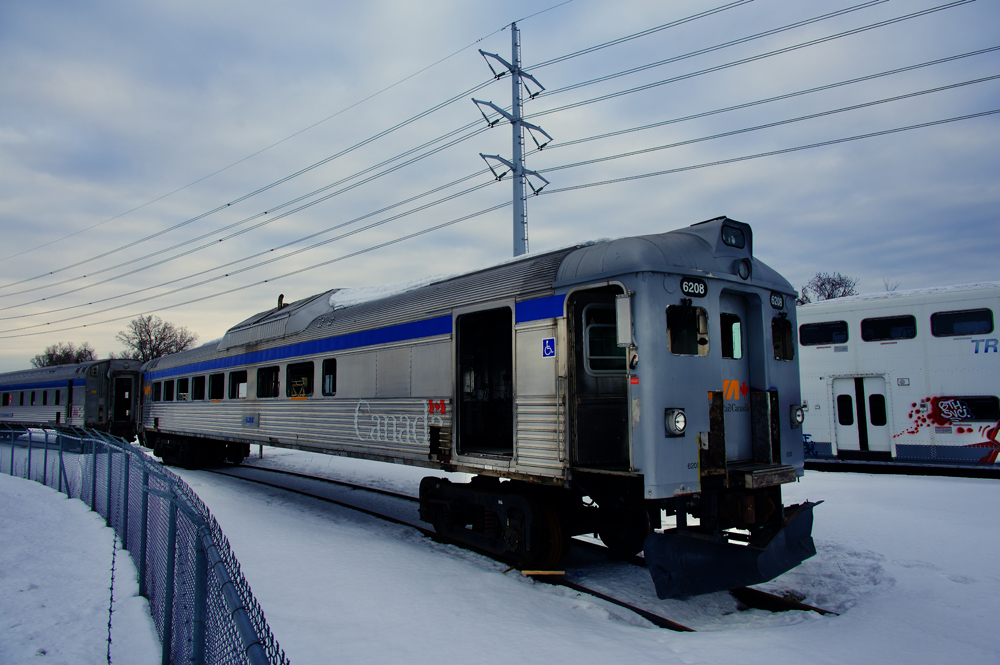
[
  {"left": 598, "top": 505, "right": 652, "bottom": 558},
  {"left": 528, "top": 504, "right": 568, "bottom": 570}
]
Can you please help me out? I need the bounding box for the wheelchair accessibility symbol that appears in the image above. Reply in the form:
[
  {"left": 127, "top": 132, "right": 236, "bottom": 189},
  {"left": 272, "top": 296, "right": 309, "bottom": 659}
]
[{"left": 542, "top": 338, "right": 556, "bottom": 358}]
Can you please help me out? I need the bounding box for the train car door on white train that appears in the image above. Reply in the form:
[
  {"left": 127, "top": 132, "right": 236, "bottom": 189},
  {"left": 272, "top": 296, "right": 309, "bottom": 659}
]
[
  {"left": 833, "top": 376, "right": 890, "bottom": 456},
  {"left": 719, "top": 293, "right": 752, "bottom": 462}
]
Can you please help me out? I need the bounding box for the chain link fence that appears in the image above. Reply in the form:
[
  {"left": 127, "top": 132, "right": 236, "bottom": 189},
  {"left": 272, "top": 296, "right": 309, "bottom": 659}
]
[{"left": 0, "top": 423, "right": 290, "bottom": 665}]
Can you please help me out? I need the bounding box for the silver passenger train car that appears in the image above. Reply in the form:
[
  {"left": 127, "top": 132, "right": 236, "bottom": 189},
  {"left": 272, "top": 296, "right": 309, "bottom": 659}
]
[
  {"left": 0, "top": 359, "right": 142, "bottom": 439},
  {"left": 140, "top": 216, "right": 817, "bottom": 598}
]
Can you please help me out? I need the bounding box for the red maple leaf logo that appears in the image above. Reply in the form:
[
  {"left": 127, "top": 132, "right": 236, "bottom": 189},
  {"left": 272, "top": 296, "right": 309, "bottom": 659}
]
[{"left": 740, "top": 381, "right": 749, "bottom": 397}]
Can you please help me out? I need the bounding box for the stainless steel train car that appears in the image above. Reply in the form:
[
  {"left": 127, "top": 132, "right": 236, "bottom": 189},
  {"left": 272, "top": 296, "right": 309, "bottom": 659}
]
[
  {"left": 140, "top": 216, "right": 817, "bottom": 598},
  {"left": 0, "top": 359, "right": 142, "bottom": 439},
  {"left": 800, "top": 282, "right": 999, "bottom": 467}
]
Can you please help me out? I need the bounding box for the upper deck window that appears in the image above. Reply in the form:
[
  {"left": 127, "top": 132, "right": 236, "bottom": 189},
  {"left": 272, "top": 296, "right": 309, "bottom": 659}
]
[
  {"left": 721, "top": 225, "right": 746, "bottom": 249},
  {"left": 229, "top": 371, "right": 248, "bottom": 400},
  {"left": 667, "top": 304, "right": 709, "bottom": 356},
  {"left": 287, "top": 362, "right": 314, "bottom": 397},
  {"left": 931, "top": 309, "right": 993, "bottom": 337},
  {"left": 583, "top": 304, "right": 627, "bottom": 373},
  {"left": 322, "top": 359, "right": 337, "bottom": 396},
  {"left": 177, "top": 378, "right": 189, "bottom": 401},
  {"left": 772, "top": 316, "right": 795, "bottom": 361},
  {"left": 862, "top": 315, "right": 916, "bottom": 341},
  {"left": 257, "top": 366, "right": 280, "bottom": 398},
  {"left": 192, "top": 376, "right": 206, "bottom": 401},
  {"left": 799, "top": 321, "right": 848, "bottom": 346},
  {"left": 209, "top": 373, "right": 225, "bottom": 400}
]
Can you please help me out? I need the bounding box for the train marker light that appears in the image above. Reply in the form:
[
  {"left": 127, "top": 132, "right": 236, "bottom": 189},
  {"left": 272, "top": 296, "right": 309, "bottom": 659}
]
[
  {"left": 735, "top": 258, "right": 752, "bottom": 280},
  {"left": 791, "top": 404, "right": 805, "bottom": 428},
  {"left": 665, "top": 408, "right": 686, "bottom": 437}
]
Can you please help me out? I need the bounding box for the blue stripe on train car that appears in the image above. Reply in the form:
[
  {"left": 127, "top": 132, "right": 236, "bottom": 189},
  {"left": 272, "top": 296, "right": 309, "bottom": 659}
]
[
  {"left": 515, "top": 294, "right": 566, "bottom": 323},
  {"left": 146, "top": 293, "right": 569, "bottom": 382},
  {"left": 0, "top": 378, "right": 86, "bottom": 392}
]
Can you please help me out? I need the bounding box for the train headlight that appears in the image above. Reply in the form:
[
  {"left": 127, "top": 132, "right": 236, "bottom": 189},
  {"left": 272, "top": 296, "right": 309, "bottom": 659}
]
[
  {"left": 665, "top": 408, "right": 686, "bottom": 437},
  {"left": 735, "top": 258, "right": 752, "bottom": 280},
  {"left": 790, "top": 404, "right": 805, "bottom": 429}
]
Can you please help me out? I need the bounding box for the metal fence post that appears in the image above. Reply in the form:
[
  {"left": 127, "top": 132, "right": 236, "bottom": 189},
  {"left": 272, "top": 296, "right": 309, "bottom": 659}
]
[
  {"left": 121, "top": 453, "right": 131, "bottom": 551},
  {"left": 192, "top": 529, "right": 207, "bottom": 665},
  {"left": 106, "top": 443, "right": 113, "bottom": 526},
  {"left": 42, "top": 429, "right": 49, "bottom": 487},
  {"left": 26, "top": 433, "right": 32, "bottom": 481},
  {"left": 8, "top": 430, "right": 14, "bottom": 476},
  {"left": 90, "top": 439, "right": 98, "bottom": 510},
  {"left": 139, "top": 469, "right": 149, "bottom": 598},
  {"left": 161, "top": 499, "right": 177, "bottom": 665},
  {"left": 59, "top": 435, "right": 69, "bottom": 497}
]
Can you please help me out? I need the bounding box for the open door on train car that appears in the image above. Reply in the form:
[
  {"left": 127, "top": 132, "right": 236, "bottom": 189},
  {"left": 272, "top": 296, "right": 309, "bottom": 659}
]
[
  {"left": 456, "top": 306, "right": 514, "bottom": 457},
  {"left": 568, "top": 286, "right": 629, "bottom": 470}
]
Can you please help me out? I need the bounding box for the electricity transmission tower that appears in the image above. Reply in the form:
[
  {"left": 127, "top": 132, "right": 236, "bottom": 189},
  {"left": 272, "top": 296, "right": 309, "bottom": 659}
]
[{"left": 474, "top": 22, "right": 552, "bottom": 257}]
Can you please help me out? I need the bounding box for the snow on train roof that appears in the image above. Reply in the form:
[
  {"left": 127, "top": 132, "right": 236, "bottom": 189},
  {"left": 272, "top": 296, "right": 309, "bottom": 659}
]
[{"left": 797, "top": 281, "right": 1000, "bottom": 308}]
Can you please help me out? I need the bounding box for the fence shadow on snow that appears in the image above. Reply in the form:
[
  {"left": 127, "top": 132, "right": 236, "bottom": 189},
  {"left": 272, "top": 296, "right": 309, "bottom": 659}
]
[{"left": 0, "top": 422, "right": 289, "bottom": 665}]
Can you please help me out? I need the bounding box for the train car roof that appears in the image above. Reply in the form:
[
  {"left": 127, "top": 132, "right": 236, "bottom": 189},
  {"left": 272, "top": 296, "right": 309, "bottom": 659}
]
[
  {"left": 143, "top": 216, "right": 792, "bottom": 373},
  {"left": 0, "top": 358, "right": 140, "bottom": 389},
  {"left": 797, "top": 281, "right": 1000, "bottom": 312}
]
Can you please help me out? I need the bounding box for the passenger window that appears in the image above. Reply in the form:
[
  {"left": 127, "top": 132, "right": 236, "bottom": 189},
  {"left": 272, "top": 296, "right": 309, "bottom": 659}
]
[
  {"left": 720, "top": 313, "right": 743, "bottom": 360},
  {"left": 583, "top": 304, "right": 627, "bottom": 373},
  {"left": 19, "top": 392, "right": 24, "bottom": 406},
  {"left": 931, "top": 309, "right": 993, "bottom": 337},
  {"left": 229, "top": 371, "right": 248, "bottom": 399},
  {"left": 772, "top": 316, "right": 795, "bottom": 361},
  {"left": 322, "top": 359, "right": 337, "bottom": 396},
  {"left": 666, "top": 304, "right": 709, "bottom": 356},
  {"left": 862, "top": 315, "right": 916, "bottom": 341},
  {"left": 152, "top": 382, "right": 162, "bottom": 402},
  {"left": 209, "top": 373, "right": 225, "bottom": 400},
  {"left": 837, "top": 394, "right": 854, "bottom": 426},
  {"left": 869, "top": 394, "right": 887, "bottom": 426},
  {"left": 177, "top": 378, "right": 189, "bottom": 401},
  {"left": 192, "top": 376, "right": 206, "bottom": 401},
  {"left": 1, "top": 393, "right": 9, "bottom": 407},
  {"left": 55, "top": 390, "right": 61, "bottom": 406},
  {"left": 287, "top": 362, "right": 314, "bottom": 398},
  {"left": 799, "top": 321, "right": 848, "bottom": 345},
  {"left": 31, "top": 391, "right": 36, "bottom": 406},
  {"left": 42, "top": 390, "right": 48, "bottom": 406},
  {"left": 257, "top": 366, "right": 280, "bottom": 398},
  {"left": 934, "top": 396, "right": 1000, "bottom": 422},
  {"left": 163, "top": 380, "right": 175, "bottom": 402}
]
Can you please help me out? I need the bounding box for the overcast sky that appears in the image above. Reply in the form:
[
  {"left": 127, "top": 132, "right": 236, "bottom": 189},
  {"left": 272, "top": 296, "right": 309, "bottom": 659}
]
[{"left": 0, "top": 0, "right": 997, "bottom": 371}]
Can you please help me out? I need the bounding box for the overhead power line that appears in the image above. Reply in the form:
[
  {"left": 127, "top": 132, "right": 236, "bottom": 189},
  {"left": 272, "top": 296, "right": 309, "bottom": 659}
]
[
  {"left": 4, "top": 45, "right": 995, "bottom": 317},
  {"left": 0, "top": 0, "right": 578, "bottom": 264},
  {"left": 1, "top": 106, "right": 995, "bottom": 339}
]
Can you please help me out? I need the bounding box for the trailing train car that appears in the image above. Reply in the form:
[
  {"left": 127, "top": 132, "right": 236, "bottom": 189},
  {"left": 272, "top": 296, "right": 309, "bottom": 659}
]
[
  {"left": 800, "top": 282, "right": 999, "bottom": 466},
  {"left": 0, "top": 359, "right": 142, "bottom": 439},
  {"left": 140, "top": 216, "right": 817, "bottom": 598}
]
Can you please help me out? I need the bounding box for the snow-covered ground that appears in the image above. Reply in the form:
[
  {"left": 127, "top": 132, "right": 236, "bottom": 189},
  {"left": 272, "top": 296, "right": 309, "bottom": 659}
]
[
  {"left": 0, "top": 474, "right": 160, "bottom": 664},
  {"left": 3, "top": 445, "right": 999, "bottom": 664}
]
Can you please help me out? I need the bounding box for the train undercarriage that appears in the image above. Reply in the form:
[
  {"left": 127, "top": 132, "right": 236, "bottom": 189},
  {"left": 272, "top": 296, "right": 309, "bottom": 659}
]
[{"left": 418, "top": 471, "right": 818, "bottom": 598}]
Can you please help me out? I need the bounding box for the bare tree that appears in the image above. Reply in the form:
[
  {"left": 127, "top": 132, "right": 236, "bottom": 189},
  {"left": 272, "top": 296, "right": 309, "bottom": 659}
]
[
  {"left": 30, "top": 342, "right": 97, "bottom": 367},
  {"left": 115, "top": 315, "right": 198, "bottom": 363},
  {"left": 796, "top": 272, "right": 860, "bottom": 305},
  {"left": 883, "top": 277, "right": 900, "bottom": 292}
]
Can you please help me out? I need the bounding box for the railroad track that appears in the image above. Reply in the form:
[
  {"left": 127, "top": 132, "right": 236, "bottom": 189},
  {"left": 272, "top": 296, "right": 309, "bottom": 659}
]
[{"left": 205, "top": 464, "right": 836, "bottom": 632}]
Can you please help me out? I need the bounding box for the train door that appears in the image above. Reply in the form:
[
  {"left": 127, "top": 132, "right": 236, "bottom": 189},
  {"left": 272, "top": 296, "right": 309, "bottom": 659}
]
[
  {"left": 719, "top": 293, "right": 752, "bottom": 461},
  {"left": 113, "top": 376, "right": 133, "bottom": 422},
  {"left": 456, "top": 306, "right": 514, "bottom": 457},
  {"left": 568, "top": 287, "right": 629, "bottom": 469},
  {"left": 833, "top": 376, "right": 891, "bottom": 458}
]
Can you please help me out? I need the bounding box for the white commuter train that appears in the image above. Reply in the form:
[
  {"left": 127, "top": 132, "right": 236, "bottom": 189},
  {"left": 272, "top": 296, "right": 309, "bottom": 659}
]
[{"left": 799, "top": 282, "right": 999, "bottom": 466}]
